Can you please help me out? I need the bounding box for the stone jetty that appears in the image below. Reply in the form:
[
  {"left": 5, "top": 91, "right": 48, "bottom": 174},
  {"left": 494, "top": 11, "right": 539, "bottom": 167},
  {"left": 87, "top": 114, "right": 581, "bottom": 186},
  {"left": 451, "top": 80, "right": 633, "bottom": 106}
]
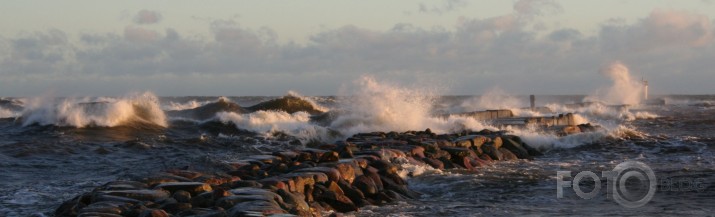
[{"left": 55, "top": 129, "right": 552, "bottom": 217}]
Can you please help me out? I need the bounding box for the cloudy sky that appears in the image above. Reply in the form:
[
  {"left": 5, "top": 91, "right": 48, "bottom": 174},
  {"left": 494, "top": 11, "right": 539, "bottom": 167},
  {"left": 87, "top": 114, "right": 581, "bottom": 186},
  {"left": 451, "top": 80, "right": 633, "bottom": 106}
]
[{"left": 1, "top": 0, "right": 714, "bottom": 96}]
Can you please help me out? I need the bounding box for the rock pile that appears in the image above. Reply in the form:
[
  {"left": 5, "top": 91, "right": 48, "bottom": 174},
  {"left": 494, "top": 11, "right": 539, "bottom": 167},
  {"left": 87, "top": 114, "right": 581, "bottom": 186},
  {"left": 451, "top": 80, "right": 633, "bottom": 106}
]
[{"left": 55, "top": 129, "right": 541, "bottom": 217}]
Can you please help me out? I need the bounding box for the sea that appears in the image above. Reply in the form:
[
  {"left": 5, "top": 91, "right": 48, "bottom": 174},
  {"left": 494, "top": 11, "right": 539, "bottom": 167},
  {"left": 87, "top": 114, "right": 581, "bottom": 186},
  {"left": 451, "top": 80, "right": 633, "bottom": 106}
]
[{"left": 1, "top": 79, "right": 714, "bottom": 216}]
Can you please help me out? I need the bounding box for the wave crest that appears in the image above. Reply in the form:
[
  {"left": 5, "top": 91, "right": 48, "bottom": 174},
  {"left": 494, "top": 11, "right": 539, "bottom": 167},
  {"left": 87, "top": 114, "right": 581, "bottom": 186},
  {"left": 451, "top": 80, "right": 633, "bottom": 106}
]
[{"left": 20, "top": 92, "right": 167, "bottom": 128}]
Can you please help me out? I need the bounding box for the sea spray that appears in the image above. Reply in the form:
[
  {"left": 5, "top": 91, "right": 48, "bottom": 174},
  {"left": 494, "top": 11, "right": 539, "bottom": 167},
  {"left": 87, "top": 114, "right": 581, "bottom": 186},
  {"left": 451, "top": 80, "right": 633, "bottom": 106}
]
[
  {"left": 0, "top": 108, "right": 17, "bottom": 118},
  {"left": 458, "top": 88, "right": 524, "bottom": 113},
  {"left": 330, "top": 76, "right": 491, "bottom": 136},
  {"left": 286, "top": 90, "right": 329, "bottom": 113},
  {"left": 20, "top": 92, "right": 168, "bottom": 128},
  {"left": 584, "top": 62, "right": 644, "bottom": 105},
  {"left": 163, "top": 99, "right": 214, "bottom": 111},
  {"left": 216, "top": 110, "right": 333, "bottom": 143}
]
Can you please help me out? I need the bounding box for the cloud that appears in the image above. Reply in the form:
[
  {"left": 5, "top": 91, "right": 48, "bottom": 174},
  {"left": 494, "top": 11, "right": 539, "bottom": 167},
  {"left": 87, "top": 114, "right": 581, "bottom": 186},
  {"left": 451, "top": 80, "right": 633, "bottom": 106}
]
[
  {"left": 600, "top": 9, "right": 714, "bottom": 54},
  {"left": 133, "top": 10, "right": 162, "bottom": 24},
  {"left": 513, "top": 0, "right": 563, "bottom": 17},
  {"left": 123, "top": 26, "right": 160, "bottom": 42},
  {"left": 418, "top": 0, "right": 467, "bottom": 15},
  {"left": 1, "top": 8, "right": 714, "bottom": 95}
]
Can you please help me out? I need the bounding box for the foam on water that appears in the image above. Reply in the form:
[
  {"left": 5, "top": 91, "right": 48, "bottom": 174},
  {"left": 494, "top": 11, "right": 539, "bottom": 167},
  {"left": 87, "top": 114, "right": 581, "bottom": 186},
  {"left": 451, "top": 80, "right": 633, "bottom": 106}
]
[
  {"left": 20, "top": 92, "right": 168, "bottom": 128},
  {"left": 206, "top": 76, "right": 644, "bottom": 149},
  {"left": 216, "top": 110, "right": 332, "bottom": 143},
  {"left": 0, "top": 108, "right": 17, "bottom": 118},
  {"left": 286, "top": 91, "right": 329, "bottom": 113},
  {"left": 163, "top": 99, "right": 215, "bottom": 111},
  {"left": 329, "top": 76, "right": 491, "bottom": 137}
]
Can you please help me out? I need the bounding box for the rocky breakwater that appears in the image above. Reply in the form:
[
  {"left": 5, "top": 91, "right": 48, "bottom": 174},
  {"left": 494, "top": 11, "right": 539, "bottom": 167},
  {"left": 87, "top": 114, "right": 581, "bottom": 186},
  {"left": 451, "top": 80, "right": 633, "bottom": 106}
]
[{"left": 55, "top": 129, "right": 542, "bottom": 217}]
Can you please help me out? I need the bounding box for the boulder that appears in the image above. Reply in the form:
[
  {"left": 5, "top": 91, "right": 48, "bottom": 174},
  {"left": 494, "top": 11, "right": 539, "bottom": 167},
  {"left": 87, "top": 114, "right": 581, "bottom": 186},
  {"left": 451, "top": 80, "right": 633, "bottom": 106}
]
[
  {"left": 481, "top": 144, "right": 503, "bottom": 161},
  {"left": 154, "top": 182, "right": 212, "bottom": 196},
  {"left": 498, "top": 148, "right": 519, "bottom": 161},
  {"left": 94, "top": 190, "right": 170, "bottom": 202},
  {"left": 500, "top": 136, "right": 533, "bottom": 160}
]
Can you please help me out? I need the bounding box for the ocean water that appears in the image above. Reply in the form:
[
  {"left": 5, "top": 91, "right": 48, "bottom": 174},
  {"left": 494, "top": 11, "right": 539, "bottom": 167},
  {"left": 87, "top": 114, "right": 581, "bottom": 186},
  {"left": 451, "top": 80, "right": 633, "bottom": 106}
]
[{"left": 1, "top": 85, "right": 714, "bottom": 216}]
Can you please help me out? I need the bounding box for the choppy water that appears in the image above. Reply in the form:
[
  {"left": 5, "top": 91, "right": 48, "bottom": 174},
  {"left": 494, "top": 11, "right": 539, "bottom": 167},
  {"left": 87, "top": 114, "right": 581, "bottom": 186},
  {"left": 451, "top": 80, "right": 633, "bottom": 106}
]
[{"left": 1, "top": 92, "right": 714, "bottom": 216}]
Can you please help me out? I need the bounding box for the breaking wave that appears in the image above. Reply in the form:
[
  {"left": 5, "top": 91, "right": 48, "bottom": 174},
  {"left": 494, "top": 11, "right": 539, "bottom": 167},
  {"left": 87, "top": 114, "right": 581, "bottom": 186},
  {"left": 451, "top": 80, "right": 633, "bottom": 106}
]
[{"left": 20, "top": 92, "right": 167, "bottom": 128}]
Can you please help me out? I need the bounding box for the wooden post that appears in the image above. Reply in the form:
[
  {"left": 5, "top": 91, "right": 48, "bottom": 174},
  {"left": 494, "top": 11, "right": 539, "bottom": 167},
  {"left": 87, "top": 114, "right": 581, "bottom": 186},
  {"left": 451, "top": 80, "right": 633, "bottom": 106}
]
[{"left": 530, "top": 95, "right": 535, "bottom": 111}]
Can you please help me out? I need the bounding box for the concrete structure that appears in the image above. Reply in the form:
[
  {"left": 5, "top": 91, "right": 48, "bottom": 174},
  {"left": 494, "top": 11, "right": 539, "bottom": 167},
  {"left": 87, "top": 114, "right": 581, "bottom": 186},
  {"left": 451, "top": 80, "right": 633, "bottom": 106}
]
[{"left": 444, "top": 109, "right": 576, "bottom": 127}]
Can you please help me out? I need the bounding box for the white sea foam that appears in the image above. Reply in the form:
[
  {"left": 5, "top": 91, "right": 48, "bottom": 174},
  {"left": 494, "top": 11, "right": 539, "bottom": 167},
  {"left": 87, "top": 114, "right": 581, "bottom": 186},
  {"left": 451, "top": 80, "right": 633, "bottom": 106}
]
[
  {"left": 21, "top": 92, "right": 167, "bottom": 128},
  {"left": 584, "top": 61, "right": 645, "bottom": 105},
  {"left": 0, "top": 108, "right": 17, "bottom": 118},
  {"left": 458, "top": 88, "right": 523, "bottom": 113},
  {"left": 216, "top": 110, "right": 332, "bottom": 143},
  {"left": 286, "top": 90, "right": 330, "bottom": 113},
  {"left": 213, "top": 75, "right": 648, "bottom": 149},
  {"left": 163, "top": 99, "right": 213, "bottom": 111}
]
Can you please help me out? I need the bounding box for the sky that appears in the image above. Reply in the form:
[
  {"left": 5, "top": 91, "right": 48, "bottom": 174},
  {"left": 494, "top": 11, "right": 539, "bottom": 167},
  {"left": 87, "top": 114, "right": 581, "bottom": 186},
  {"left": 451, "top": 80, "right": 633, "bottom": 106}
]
[{"left": 1, "top": 0, "right": 714, "bottom": 96}]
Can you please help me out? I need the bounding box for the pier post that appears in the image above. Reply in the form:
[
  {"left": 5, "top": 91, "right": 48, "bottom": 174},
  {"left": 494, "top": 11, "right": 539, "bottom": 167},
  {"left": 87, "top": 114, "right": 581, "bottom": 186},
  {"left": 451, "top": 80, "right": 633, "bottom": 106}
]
[{"left": 530, "top": 95, "right": 535, "bottom": 111}]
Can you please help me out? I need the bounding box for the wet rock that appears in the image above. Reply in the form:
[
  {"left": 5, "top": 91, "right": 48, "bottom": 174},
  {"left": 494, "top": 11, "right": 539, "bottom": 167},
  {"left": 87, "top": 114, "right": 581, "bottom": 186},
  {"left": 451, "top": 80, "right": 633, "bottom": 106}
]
[
  {"left": 507, "top": 135, "right": 542, "bottom": 156},
  {"left": 77, "top": 213, "right": 124, "bottom": 217},
  {"left": 94, "top": 190, "right": 170, "bottom": 202},
  {"left": 353, "top": 175, "right": 378, "bottom": 196},
  {"left": 422, "top": 157, "right": 444, "bottom": 169},
  {"left": 215, "top": 195, "right": 279, "bottom": 209},
  {"left": 438, "top": 157, "right": 457, "bottom": 169},
  {"left": 142, "top": 174, "right": 193, "bottom": 187},
  {"left": 259, "top": 177, "right": 292, "bottom": 192},
  {"left": 379, "top": 174, "right": 420, "bottom": 199},
  {"left": 296, "top": 167, "right": 341, "bottom": 183},
  {"left": 453, "top": 139, "right": 472, "bottom": 149},
  {"left": 276, "top": 189, "right": 309, "bottom": 215},
  {"left": 370, "top": 160, "right": 398, "bottom": 175},
  {"left": 441, "top": 146, "right": 476, "bottom": 159},
  {"left": 499, "top": 148, "right": 519, "bottom": 161},
  {"left": 57, "top": 128, "right": 549, "bottom": 216},
  {"left": 139, "top": 209, "right": 169, "bottom": 217},
  {"left": 154, "top": 182, "right": 213, "bottom": 196},
  {"left": 247, "top": 95, "right": 323, "bottom": 115},
  {"left": 173, "top": 190, "right": 192, "bottom": 203},
  {"left": 226, "top": 180, "right": 263, "bottom": 189},
  {"left": 318, "top": 151, "right": 340, "bottom": 163},
  {"left": 78, "top": 201, "right": 129, "bottom": 215},
  {"left": 500, "top": 136, "right": 533, "bottom": 160},
  {"left": 96, "top": 181, "right": 148, "bottom": 191},
  {"left": 226, "top": 200, "right": 286, "bottom": 216},
  {"left": 91, "top": 194, "right": 142, "bottom": 204},
  {"left": 315, "top": 184, "right": 358, "bottom": 213},
  {"left": 425, "top": 149, "right": 450, "bottom": 160},
  {"left": 166, "top": 169, "right": 204, "bottom": 180},
  {"left": 332, "top": 161, "right": 358, "bottom": 184},
  {"left": 273, "top": 151, "right": 299, "bottom": 161},
  {"left": 362, "top": 167, "right": 384, "bottom": 192},
  {"left": 481, "top": 144, "right": 503, "bottom": 161},
  {"left": 191, "top": 190, "right": 231, "bottom": 208},
  {"left": 160, "top": 202, "right": 192, "bottom": 213},
  {"left": 489, "top": 136, "right": 503, "bottom": 149},
  {"left": 176, "top": 208, "right": 228, "bottom": 217}
]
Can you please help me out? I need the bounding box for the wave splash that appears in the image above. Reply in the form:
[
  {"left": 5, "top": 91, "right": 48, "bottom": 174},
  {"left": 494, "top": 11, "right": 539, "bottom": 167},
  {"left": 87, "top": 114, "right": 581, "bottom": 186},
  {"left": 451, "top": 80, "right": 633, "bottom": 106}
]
[{"left": 20, "top": 92, "right": 167, "bottom": 128}]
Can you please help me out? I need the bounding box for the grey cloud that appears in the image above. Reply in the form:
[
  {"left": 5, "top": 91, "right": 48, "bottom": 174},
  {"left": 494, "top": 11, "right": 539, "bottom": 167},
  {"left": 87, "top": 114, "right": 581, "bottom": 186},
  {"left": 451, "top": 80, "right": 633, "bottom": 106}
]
[
  {"left": 599, "top": 9, "right": 714, "bottom": 54},
  {"left": 418, "top": 0, "right": 467, "bottom": 15},
  {"left": 1, "top": 9, "right": 714, "bottom": 95},
  {"left": 549, "top": 28, "right": 581, "bottom": 41},
  {"left": 134, "top": 10, "right": 162, "bottom": 24},
  {"left": 0, "top": 30, "right": 75, "bottom": 76},
  {"left": 513, "top": 0, "right": 563, "bottom": 17}
]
